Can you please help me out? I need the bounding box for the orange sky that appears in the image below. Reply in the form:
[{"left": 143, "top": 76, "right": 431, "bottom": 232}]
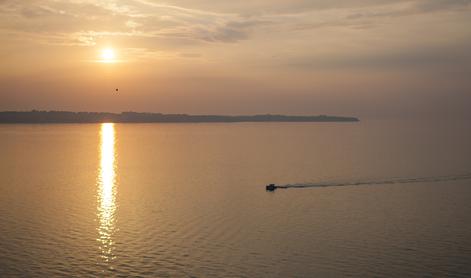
[{"left": 1, "top": 0, "right": 470, "bottom": 119}]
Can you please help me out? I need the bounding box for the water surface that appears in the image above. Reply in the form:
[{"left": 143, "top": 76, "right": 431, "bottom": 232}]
[{"left": 0, "top": 120, "right": 470, "bottom": 277}]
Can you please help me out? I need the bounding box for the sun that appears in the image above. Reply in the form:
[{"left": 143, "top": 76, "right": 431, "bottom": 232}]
[{"left": 100, "top": 48, "right": 116, "bottom": 63}]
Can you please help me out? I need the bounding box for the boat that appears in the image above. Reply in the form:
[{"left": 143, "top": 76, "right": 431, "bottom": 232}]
[{"left": 266, "top": 183, "right": 277, "bottom": 191}]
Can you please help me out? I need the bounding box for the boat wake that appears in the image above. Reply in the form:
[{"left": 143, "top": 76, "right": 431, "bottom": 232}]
[{"left": 276, "top": 173, "right": 471, "bottom": 190}]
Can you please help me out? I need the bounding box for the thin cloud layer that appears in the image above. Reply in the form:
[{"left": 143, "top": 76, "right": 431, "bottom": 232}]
[{"left": 1, "top": 0, "right": 470, "bottom": 47}]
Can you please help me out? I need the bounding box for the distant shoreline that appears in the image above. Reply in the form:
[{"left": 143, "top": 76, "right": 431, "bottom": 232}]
[{"left": 0, "top": 111, "right": 359, "bottom": 123}]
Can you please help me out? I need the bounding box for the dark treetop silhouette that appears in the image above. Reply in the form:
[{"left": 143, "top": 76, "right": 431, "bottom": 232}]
[{"left": 0, "top": 111, "right": 359, "bottom": 123}]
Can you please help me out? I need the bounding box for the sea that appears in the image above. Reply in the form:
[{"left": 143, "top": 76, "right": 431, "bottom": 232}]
[{"left": 1, "top": 120, "right": 470, "bottom": 277}]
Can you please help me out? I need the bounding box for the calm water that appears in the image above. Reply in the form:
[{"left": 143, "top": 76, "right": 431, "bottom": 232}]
[{"left": 1, "top": 120, "right": 470, "bottom": 277}]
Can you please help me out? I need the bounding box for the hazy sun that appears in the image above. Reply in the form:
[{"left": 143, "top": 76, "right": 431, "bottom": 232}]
[{"left": 100, "top": 48, "right": 116, "bottom": 62}]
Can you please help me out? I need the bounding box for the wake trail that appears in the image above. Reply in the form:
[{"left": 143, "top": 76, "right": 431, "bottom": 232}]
[{"left": 277, "top": 173, "right": 471, "bottom": 189}]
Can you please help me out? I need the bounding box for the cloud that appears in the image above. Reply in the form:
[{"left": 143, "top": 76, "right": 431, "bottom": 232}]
[
  {"left": 415, "top": 0, "right": 471, "bottom": 12},
  {"left": 1, "top": 0, "right": 470, "bottom": 47},
  {"left": 0, "top": 0, "right": 266, "bottom": 47},
  {"left": 283, "top": 43, "right": 471, "bottom": 70},
  {"left": 344, "top": 0, "right": 471, "bottom": 20},
  {"left": 1, "top": 0, "right": 471, "bottom": 68}
]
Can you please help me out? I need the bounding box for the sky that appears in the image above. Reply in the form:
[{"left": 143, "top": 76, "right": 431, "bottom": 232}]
[{"left": 1, "top": 0, "right": 470, "bottom": 119}]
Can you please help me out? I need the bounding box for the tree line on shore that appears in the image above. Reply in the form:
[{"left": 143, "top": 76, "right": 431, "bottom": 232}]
[{"left": 0, "top": 110, "right": 359, "bottom": 123}]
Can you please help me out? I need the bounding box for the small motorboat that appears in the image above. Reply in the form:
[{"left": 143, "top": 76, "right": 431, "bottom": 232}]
[{"left": 266, "top": 183, "right": 277, "bottom": 191}]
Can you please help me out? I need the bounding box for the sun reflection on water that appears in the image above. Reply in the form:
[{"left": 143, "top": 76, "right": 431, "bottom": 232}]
[{"left": 97, "top": 123, "right": 117, "bottom": 264}]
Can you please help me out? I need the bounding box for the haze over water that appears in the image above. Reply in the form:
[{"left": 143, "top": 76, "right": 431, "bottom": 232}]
[{"left": 1, "top": 120, "right": 470, "bottom": 277}]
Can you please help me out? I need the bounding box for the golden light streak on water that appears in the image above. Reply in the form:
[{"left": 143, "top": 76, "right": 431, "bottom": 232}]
[{"left": 97, "top": 123, "right": 117, "bottom": 264}]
